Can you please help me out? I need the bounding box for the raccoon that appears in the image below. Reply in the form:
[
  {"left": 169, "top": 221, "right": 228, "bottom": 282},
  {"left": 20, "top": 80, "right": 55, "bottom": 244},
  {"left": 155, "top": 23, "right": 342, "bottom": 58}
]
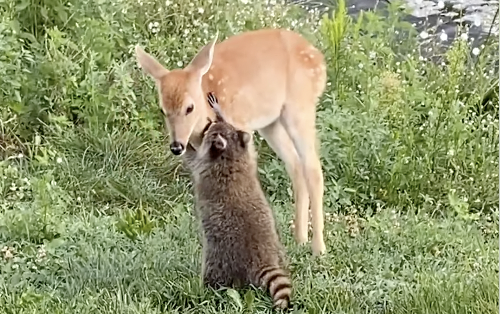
[{"left": 183, "top": 93, "right": 293, "bottom": 310}]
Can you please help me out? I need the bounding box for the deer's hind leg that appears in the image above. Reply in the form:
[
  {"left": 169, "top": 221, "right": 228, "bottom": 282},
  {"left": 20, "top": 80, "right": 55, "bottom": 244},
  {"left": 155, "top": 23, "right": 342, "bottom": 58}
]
[
  {"left": 279, "top": 100, "right": 326, "bottom": 256},
  {"left": 258, "top": 121, "right": 310, "bottom": 245}
]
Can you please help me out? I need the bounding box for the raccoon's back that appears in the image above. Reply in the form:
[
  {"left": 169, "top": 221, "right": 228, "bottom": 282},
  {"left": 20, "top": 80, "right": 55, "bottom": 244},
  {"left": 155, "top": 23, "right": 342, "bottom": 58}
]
[
  {"left": 199, "top": 194, "right": 279, "bottom": 250},
  {"left": 194, "top": 168, "right": 292, "bottom": 308},
  {"left": 199, "top": 196, "right": 292, "bottom": 309},
  {"left": 199, "top": 190, "right": 280, "bottom": 257}
]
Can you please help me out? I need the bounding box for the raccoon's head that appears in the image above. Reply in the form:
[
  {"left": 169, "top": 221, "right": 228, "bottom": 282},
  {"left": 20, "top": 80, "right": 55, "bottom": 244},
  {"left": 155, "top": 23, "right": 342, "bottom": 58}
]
[
  {"left": 197, "top": 92, "right": 253, "bottom": 161},
  {"left": 199, "top": 120, "right": 252, "bottom": 161}
]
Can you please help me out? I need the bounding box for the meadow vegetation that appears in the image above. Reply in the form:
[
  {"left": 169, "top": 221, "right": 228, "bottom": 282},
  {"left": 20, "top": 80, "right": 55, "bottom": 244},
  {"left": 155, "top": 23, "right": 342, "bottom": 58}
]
[{"left": 0, "top": 0, "right": 498, "bottom": 313}]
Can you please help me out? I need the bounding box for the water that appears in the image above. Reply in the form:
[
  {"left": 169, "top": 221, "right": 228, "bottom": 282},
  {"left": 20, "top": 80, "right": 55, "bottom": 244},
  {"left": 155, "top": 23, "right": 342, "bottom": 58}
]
[{"left": 293, "top": 0, "right": 499, "bottom": 49}]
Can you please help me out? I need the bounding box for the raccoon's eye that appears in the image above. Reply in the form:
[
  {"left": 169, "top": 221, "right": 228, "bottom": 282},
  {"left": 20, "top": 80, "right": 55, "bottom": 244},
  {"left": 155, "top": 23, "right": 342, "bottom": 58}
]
[{"left": 186, "top": 104, "right": 194, "bottom": 115}]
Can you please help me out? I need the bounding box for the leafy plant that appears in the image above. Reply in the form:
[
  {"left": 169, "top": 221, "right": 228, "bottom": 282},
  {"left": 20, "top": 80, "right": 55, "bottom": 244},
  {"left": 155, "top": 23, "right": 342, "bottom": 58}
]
[
  {"left": 116, "top": 202, "right": 156, "bottom": 241},
  {"left": 319, "top": 0, "right": 350, "bottom": 91}
]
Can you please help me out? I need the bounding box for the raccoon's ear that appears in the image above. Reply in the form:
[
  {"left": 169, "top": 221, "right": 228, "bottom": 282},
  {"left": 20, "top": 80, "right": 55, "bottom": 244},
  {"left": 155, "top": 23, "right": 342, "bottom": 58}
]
[{"left": 237, "top": 130, "right": 251, "bottom": 148}]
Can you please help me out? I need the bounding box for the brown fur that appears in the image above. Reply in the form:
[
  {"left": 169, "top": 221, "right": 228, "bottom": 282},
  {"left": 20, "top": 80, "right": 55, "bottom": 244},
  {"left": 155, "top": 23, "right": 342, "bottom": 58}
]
[
  {"left": 184, "top": 111, "right": 292, "bottom": 310},
  {"left": 136, "top": 28, "right": 327, "bottom": 255}
]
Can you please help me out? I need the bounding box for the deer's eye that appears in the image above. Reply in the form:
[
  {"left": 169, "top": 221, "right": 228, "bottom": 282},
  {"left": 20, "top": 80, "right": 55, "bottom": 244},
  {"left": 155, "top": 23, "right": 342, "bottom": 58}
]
[{"left": 186, "top": 104, "right": 194, "bottom": 115}]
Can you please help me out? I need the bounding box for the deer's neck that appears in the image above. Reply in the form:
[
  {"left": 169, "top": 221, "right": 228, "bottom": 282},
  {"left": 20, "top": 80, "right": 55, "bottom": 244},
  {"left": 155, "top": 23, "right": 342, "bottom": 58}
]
[{"left": 200, "top": 62, "right": 230, "bottom": 103}]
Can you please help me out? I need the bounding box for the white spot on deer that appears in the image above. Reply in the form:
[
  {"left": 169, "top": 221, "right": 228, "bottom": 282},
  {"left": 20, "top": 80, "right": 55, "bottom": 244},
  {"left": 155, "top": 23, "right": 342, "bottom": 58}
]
[
  {"left": 221, "top": 96, "right": 226, "bottom": 101},
  {"left": 309, "top": 54, "right": 314, "bottom": 59},
  {"left": 208, "top": 74, "right": 214, "bottom": 80},
  {"left": 218, "top": 76, "right": 228, "bottom": 86}
]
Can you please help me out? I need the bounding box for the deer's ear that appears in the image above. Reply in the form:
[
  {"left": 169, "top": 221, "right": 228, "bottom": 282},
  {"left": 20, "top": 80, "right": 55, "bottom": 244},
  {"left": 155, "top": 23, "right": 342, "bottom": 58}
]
[
  {"left": 187, "top": 32, "right": 218, "bottom": 76},
  {"left": 135, "top": 45, "right": 169, "bottom": 80}
]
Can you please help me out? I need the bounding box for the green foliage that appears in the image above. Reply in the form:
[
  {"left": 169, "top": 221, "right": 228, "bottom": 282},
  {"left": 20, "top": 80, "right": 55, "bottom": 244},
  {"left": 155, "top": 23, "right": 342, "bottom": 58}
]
[
  {"left": 0, "top": 198, "right": 497, "bottom": 313},
  {"left": 319, "top": 0, "right": 349, "bottom": 91},
  {"left": 312, "top": 0, "right": 499, "bottom": 214},
  {"left": 116, "top": 203, "right": 156, "bottom": 241},
  {"left": 0, "top": 169, "right": 69, "bottom": 244}
]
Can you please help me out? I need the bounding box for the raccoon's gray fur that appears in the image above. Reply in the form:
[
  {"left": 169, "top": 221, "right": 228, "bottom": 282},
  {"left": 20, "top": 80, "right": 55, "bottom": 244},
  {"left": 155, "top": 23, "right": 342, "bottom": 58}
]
[{"left": 183, "top": 94, "right": 292, "bottom": 310}]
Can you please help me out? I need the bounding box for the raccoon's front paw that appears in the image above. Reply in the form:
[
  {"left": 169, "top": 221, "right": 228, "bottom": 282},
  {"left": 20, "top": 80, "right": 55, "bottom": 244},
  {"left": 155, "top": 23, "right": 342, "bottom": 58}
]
[{"left": 202, "top": 271, "right": 223, "bottom": 290}]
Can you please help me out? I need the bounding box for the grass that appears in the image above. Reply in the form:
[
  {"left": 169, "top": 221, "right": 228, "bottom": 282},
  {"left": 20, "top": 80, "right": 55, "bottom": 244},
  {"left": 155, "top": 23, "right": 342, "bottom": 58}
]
[
  {"left": 0, "top": 0, "right": 499, "bottom": 312},
  {"left": 0, "top": 193, "right": 497, "bottom": 313}
]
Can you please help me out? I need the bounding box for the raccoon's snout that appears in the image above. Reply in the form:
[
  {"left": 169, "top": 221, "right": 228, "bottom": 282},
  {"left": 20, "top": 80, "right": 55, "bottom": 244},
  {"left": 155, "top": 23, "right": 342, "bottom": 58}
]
[{"left": 210, "top": 134, "right": 227, "bottom": 151}]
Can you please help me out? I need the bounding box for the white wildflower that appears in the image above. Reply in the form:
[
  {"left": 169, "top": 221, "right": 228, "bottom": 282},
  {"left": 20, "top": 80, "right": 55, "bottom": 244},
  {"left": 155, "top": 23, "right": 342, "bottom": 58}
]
[
  {"left": 420, "top": 31, "right": 429, "bottom": 39},
  {"left": 37, "top": 246, "right": 47, "bottom": 259},
  {"left": 472, "top": 47, "right": 480, "bottom": 56},
  {"left": 2, "top": 247, "right": 13, "bottom": 260}
]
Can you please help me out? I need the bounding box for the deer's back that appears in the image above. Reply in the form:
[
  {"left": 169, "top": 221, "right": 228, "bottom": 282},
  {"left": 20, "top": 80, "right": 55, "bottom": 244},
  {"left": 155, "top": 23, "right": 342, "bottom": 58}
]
[{"left": 201, "top": 29, "right": 326, "bottom": 129}]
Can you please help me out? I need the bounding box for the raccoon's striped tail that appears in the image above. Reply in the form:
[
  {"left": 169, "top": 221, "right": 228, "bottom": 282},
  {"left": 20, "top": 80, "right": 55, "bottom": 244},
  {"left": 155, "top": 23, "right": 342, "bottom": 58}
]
[{"left": 258, "top": 265, "right": 292, "bottom": 310}]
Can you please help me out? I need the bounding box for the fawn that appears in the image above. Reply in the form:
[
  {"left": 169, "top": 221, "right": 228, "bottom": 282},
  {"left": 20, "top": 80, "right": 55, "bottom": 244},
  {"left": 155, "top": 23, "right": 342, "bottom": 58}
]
[{"left": 135, "top": 28, "right": 327, "bottom": 255}]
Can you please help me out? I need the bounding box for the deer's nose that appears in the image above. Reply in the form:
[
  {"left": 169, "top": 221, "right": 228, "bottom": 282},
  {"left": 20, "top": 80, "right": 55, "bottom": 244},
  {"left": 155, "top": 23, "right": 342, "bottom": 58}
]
[{"left": 170, "top": 141, "right": 185, "bottom": 155}]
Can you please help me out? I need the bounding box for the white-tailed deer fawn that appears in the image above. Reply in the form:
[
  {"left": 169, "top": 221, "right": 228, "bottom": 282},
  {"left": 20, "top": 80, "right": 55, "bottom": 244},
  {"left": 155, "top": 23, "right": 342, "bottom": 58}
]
[{"left": 135, "top": 28, "right": 327, "bottom": 255}]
